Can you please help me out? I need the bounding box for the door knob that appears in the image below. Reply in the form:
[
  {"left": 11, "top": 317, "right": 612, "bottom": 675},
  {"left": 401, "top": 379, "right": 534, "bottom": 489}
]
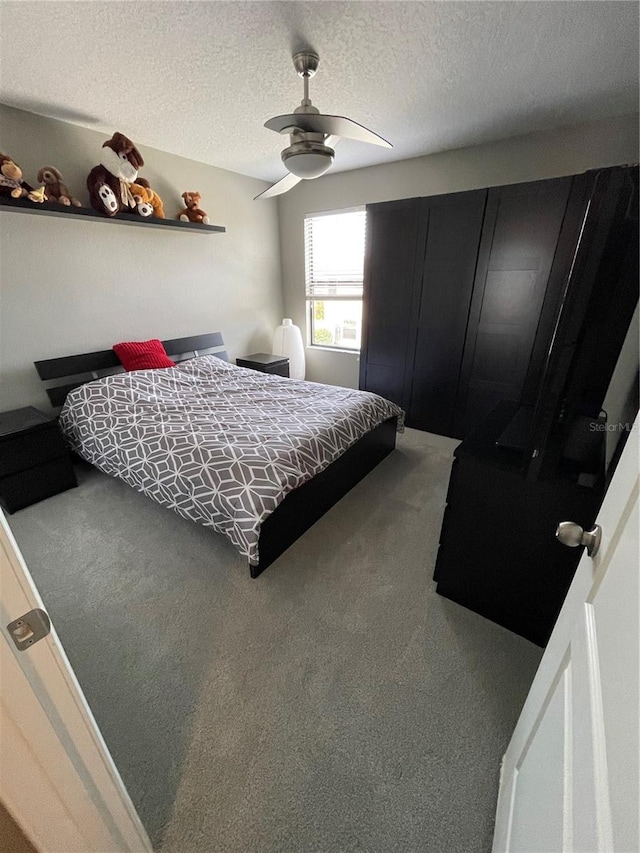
[{"left": 555, "top": 521, "right": 602, "bottom": 557}]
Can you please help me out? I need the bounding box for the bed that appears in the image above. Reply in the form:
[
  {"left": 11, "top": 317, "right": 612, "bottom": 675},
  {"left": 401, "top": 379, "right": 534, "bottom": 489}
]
[{"left": 35, "top": 333, "right": 402, "bottom": 577}]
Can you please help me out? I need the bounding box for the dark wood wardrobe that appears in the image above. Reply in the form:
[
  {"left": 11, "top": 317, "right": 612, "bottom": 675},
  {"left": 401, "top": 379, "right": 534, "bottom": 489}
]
[
  {"left": 360, "top": 170, "right": 607, "bottom": 439},
  {"left": 360, "top": 166, "right": 639, "bottom": 646}
]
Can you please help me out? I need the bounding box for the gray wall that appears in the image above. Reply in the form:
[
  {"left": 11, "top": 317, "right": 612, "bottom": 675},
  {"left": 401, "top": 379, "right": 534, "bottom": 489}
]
[
  {"left": 2, "top": 107, "right": 638, "bottom": 412},
  {"left": 0, "top": 105, "right": 283, "bottom": 412},
  {"left": 278, "top": 113, "right": 640, "bottom": 388}
]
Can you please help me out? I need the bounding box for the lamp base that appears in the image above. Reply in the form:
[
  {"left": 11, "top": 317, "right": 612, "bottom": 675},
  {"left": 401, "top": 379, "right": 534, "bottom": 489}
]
[{"left": 273, "top": 319, "right": 306, "bottom": 380}]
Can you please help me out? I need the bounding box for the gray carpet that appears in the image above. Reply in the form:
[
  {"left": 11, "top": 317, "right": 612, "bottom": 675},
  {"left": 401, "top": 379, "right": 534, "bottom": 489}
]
[{"left": 8, "top": 428, "right": 542, "bottom": 853}]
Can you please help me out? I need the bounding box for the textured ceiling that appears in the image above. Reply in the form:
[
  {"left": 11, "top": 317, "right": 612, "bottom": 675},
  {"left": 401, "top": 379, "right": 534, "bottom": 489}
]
[{"left": 0, "top": 1, "right": 638, "bottom": 183}]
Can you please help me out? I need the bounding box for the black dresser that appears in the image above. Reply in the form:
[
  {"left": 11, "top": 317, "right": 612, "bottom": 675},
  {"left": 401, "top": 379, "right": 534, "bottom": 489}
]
[
  {"left": 431, "top": 166, "right": 638, "bottom": 647},
  {"left": 434, "top": 402, "right": 604, "bottom": 646},
  {"left": 0, "top": 407, "right": 77, "bottom": 513},
  {"left": 236, "top": 353, "right": 289, "bottom": 377}
]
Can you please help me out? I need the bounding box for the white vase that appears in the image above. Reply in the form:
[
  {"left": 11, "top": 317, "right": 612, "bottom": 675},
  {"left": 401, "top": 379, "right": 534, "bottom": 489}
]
[{"left": 273, "top": 318, "right": 305, "bottom": 380}]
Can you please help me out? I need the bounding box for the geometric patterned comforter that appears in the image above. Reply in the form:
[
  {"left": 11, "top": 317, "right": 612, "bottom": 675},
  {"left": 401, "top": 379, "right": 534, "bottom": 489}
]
[{"left": 59, "top": 355, "right": 403, "bottom": 566}]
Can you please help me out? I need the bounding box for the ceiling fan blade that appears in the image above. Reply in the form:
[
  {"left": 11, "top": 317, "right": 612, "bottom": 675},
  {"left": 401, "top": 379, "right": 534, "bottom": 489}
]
[
  {"left": 265, "top": 114, "right": 310, "bottom": 134},
  {"left": 265, "top": 114, "right": 392, "bottom": 148},
  {"left": 254, "top": 171, "right": 302, "bottom": 200}
]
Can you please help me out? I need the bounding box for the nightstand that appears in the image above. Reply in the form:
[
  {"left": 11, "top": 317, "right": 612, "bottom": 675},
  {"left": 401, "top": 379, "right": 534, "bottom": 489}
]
[
  {"left": 236, "top": 353, "right": 290, "bottom": 377},
  {"left": 0, "top": 407, "right": 77, "bottom": 513}
]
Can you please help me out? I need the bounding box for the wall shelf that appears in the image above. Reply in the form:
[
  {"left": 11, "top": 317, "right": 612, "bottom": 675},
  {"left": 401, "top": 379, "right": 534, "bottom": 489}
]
[{"left": 0, "top": 195, "right": 226, "bottom": 233}]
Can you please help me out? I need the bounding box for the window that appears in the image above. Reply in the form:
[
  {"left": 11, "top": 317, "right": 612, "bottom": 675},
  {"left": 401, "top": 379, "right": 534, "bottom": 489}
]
[{"left": 305, "top": 208, "right": 366, "bottom": 350}]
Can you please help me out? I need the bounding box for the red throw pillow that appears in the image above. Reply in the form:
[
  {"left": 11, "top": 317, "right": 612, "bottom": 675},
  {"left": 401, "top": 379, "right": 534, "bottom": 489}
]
[{"left": 113, "top": 339, "right": 176, "bottom": 371}]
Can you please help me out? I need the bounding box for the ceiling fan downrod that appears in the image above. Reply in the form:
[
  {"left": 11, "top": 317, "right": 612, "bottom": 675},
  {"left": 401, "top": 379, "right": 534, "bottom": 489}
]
[{"left": 293, "top": 51, "right": 320, "bottom": 112}]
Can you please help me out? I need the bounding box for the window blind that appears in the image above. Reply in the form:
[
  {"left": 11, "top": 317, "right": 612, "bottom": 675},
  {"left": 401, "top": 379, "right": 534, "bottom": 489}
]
[{"left": 305, "top": 210, "right": 366, "bottom": 299}]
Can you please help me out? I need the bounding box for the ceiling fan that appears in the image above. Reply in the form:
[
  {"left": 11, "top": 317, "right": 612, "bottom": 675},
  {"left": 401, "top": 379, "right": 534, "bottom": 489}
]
[{"left": 254, "top": 51, "right": 392, "bottom": 200}]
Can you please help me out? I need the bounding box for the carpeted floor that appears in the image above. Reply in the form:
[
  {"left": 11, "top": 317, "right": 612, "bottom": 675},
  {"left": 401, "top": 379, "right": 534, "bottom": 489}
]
[{"left": 8, "top": 428, "right": 542, "bottom": 853}]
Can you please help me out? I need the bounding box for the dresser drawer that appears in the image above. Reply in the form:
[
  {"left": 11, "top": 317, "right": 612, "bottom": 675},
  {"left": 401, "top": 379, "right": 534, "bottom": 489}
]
[
  {"left": 0, "top": 457, "right": 77, "bottom": 513},
  {"left": 0, "top": 425, "right": 68, "bottom": 477},
  {"left": 445, "top": 458, "right": 459, "bottom": 504}
]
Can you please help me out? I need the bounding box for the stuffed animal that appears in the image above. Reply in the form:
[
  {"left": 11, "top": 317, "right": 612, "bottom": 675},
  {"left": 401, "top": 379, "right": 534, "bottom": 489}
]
[
  {"left": 28, "top": 186, "right": 47, "bottom": 203},
  {"left": 37, "top": 166, "right": 82, "bottom": 207},
  {"left": 130, "top": 178, "right": 165, "bottom": 218},
  {"left": 86, "top": 132, "right": 144, "bottom": 217},
  {"left": 0, "top": 153, "right": 44, "bottom": 202},
  {"left": 176, "top": 191, "right": 209, "bottom": 224}
]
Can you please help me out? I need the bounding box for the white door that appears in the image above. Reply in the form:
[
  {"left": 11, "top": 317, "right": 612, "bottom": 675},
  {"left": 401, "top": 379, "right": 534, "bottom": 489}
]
[
  {"left": 0, "top": 512, "right": 152, "bottom": 852},
  {"left": 493, "top": 416, "right": 639, "bottom": 853}
]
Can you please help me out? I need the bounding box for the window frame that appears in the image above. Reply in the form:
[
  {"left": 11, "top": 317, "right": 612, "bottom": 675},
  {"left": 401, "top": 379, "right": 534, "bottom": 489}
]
[{"left": 304, "top": 207, "right": 366, "bottom": 353}]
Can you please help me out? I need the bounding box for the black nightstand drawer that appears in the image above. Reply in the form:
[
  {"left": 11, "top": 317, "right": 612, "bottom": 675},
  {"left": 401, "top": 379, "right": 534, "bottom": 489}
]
[
  {"left": 236, "top": 353, "right": 290, "bottom": 377},
  {"left": 0, "top": 424, "right": 67, "bottom": 478},
  {"left": 0, "top": 457, "right": 77, "bottom": 513},
  {"left": 262, "top": 362, "right": 289, "bottom": 377}
]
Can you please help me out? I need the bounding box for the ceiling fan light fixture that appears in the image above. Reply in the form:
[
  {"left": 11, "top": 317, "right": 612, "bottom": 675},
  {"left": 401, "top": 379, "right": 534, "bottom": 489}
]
[{"left": 281, "top": 140, "right": 334, "bottom": 179}]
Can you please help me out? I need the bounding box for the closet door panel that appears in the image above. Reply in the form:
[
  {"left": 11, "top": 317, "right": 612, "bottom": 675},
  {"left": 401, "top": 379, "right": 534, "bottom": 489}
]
[
  {"left": 406, "top": 191, "right": 486, "bottom": 435},
  {"left": 453, "top": 178, "right": 573, "bottom": 436},
  {"left": 360, "top": 199, "right": 422, "bottom": 406}
]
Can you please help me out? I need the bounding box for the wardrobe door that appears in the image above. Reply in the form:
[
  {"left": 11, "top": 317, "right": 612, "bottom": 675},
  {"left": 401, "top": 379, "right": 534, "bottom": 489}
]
[
  {"left": 405, "top": 190, "right": 487, "bottom": 435},
  {"left": 359, "top": 198, "right": 423, "bottom": 406},
  {"left": 453, "top": 177, "right": 573, "bottom": 437}
]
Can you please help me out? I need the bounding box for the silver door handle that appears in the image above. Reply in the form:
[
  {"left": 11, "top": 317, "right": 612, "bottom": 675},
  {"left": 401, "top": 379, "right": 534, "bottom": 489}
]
[{"left": 556, "top": 521, "right": 602, "bottom": 557}]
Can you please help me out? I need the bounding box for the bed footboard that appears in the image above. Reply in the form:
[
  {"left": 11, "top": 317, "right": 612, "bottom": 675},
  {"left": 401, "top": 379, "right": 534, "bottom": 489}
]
[{"left": 251, "top": 416, "right": 398, "bottom": 578}]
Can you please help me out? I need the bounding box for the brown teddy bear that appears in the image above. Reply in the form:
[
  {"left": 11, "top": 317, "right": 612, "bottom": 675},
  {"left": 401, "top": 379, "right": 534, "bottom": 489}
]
[
  {"left": 36, "top": 166, "right": 82, "bottom": 207},
  {"left": 176, "top": 191, "right": 209, "bottom": 224},
  {"left": 0, "top": 153, "right": 43, "bottom": 202},
  {"left": 131, "top": 178, "right": 165, "bottom": 218},
  {"left": 86, "top": 132, "right": 144, "bottom": 217}
]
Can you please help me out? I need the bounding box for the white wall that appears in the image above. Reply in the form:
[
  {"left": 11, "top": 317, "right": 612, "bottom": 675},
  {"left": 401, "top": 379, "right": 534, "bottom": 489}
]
[
  {"left": 0, "top": 105, "right": 283, "bottom": 412},
  {"left": 278, "top": 113, "right": 639, "bottom": 388}
]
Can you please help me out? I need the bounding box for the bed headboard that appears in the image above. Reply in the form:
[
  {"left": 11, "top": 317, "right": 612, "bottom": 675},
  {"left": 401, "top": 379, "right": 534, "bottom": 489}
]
[{"left": 34, "top": 332, "right": 228, "bottom": 408}]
